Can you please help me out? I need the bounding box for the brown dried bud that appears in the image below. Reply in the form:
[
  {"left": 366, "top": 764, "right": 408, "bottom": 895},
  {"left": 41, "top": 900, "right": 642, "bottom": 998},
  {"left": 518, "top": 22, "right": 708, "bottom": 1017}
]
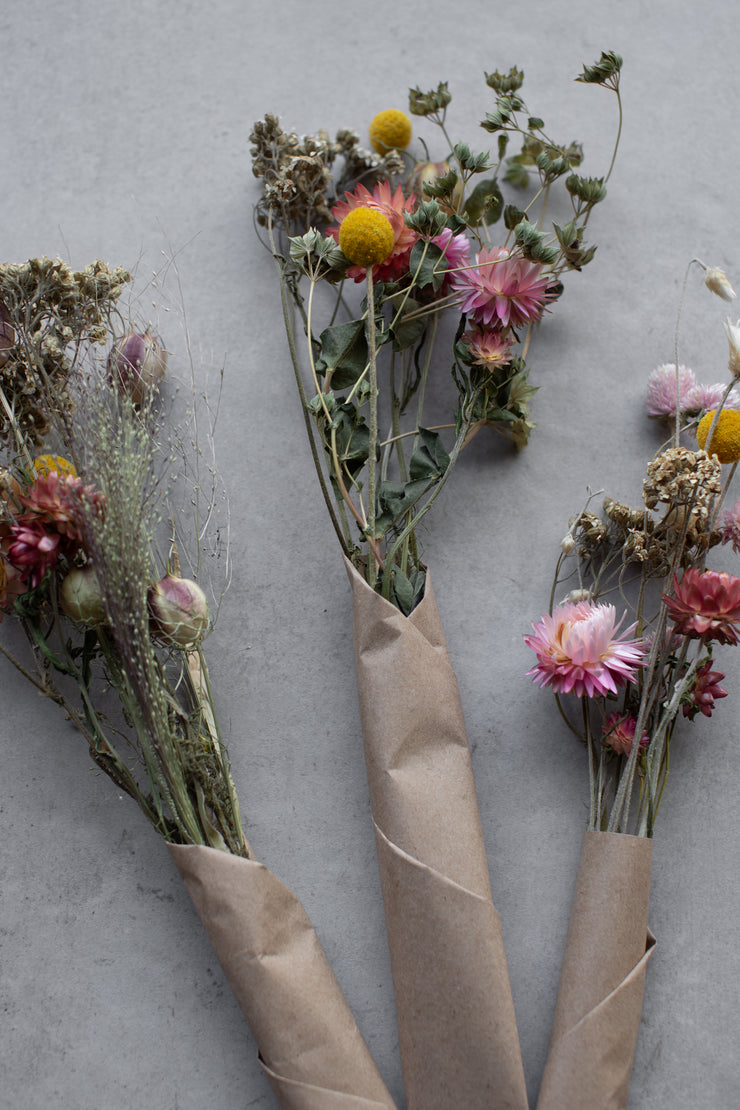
[{"left": 108, "top": 330, "right": 167, "bottom": 404}]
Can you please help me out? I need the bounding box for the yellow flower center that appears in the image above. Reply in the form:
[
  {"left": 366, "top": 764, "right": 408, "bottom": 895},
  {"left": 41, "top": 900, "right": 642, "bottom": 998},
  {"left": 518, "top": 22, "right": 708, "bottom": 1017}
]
[
  {"left": 369, "top": 109, "right": 412, "bottom": 154},
  {"left": 697, "top": 409, "right": 740, "bottom": 463},
  {"left": 33, "top": 454, "right": 77, "bottom": 478},
  {"left": 339, "top": 208, "right": 395, "bottom": 268}
]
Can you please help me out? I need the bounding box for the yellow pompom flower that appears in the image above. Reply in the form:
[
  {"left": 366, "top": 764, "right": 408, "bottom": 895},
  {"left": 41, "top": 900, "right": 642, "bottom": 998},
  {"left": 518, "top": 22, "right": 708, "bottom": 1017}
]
[
  {"left": 369, "top": 109, "right": 412, "bottom": 154},
  {"left": 697, "top": 409, "right": 740, "bottom": 463},
  {"left": 339, "top": 208, "right": 395, "bottom": 268},
  {"left": 33, "top": 454, "right": 77, "bottom": 478}
]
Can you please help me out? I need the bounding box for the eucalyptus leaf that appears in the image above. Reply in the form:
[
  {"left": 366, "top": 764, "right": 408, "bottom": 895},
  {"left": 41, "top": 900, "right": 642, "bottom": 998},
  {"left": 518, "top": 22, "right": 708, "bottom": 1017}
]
[
  {"left": 409, "top": 240, "right": 446, "bottom": 292},
  {"left": 409, "top": 428, "right": 450, "bottom": 480},
  {"left": 317, "top": 320, "right": 368, "bottom": 389}
]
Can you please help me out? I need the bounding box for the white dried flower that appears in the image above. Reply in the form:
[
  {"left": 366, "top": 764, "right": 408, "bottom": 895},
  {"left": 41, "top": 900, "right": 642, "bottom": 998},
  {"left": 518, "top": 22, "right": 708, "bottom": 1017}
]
[{"left": 705, "top": 267, "right": 736, "bottom": 302}]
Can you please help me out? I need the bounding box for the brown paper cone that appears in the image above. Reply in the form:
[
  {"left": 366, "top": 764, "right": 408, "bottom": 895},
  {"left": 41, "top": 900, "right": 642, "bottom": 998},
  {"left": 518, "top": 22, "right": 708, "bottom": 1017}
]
[
  {"left": 347, "top": 560, "right": 528, "bottom": 1110},
  {"left": 168, "top": 843, "right": 397, "bottom": 1110},
  {"left": 536, "top": 830, "right": 656, "bottom": 1110}
]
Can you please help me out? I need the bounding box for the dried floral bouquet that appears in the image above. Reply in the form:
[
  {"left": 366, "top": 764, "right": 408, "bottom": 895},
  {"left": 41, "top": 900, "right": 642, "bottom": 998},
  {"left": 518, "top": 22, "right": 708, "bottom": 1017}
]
[
  {"left": 252, "top": 51, "right": 622, "bottom": 1110},
  {"left": 0, "top": 258, "right": 396, "bottom": 1110},
  {"left": 525, "top": 261, "right": 739, "bottom": 1109}
]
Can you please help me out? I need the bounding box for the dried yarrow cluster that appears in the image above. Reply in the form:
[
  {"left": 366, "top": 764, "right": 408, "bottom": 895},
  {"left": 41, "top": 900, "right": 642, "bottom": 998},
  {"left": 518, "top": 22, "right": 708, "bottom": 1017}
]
[
  {"left": 250, "top": 113, "right": 402, "bottom": 233},
  {"left": 0, "top": 258, "right": 129, "bottom": 446}
]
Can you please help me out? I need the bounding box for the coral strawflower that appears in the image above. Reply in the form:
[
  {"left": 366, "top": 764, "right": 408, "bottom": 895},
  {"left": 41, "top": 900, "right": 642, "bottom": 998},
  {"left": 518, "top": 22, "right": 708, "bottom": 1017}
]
[
  {"left": 328, "top": 180, "right": 418, "bottom": 282},
  {"left": 452, "top": 246, "right": 555, "bottom": 330},
  {"left": 369, "top": 109, "right": 412, "bottom": 154},
  {"left": 696, "top": 409, "right": 740, "bottom": 463},
  {"left": 602, "top": 711, "right": 650, "bottom": 756},
  {"left": 663, "top": 568, "right": 740, "bottom": 644},
  {"left": 339, "top": 208, "right": 395, "bottom": 268},
  {"left": 461, "top": 327, "right": 514, "bottom": 369},
  {"left": 682, "top": 659, "right": 728, "bottom": 719},
  {"left": 524, "top": 600, "right": 647, "bottom": 698}
]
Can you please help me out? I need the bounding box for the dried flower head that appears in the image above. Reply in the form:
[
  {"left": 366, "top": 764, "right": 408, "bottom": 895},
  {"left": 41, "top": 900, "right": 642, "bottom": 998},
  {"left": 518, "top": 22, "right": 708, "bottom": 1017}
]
[
  {"left": 452, "top": 246, "right": 555, "bottom": 330},
  {"left": 328, "top": 180, "right": 417, "bottom": 282},
  {"left": 602, "top": 711, "right": 649, "bottom": 756},
  {"left": 663, "top": 569, "right": 740, "bottom": 645},
  {"left": 643, "top": 447, "right": 722, "bottom": 510},
  {"left": 368, "top": 109, "right": 412, "bottom": 154},
  {"left": 721, "top": 499, "right": 740, "bottom": 553},
  {"left": 338, "top": 208, "right": 395, "bottom": 269},
  {"left": 682, "top": 658, "right": 728, "bottom": 719},
  {"left": 646, "top": 364, "right": 697, "bottom": 419},
  {"left": 461, "top": 327, "right": 514, "bottom": 369},
  {"left": 704, "top": 267, "right": 736, "bottom": 302},
  {"left": 725, "top": 319, "right": 740, "bottom": 380},
  {"left": 524, "top": 599, "right": 647, "bottom": 698},
  {"left": 697, "top": 409, "right": 740, "bottom": 463}
]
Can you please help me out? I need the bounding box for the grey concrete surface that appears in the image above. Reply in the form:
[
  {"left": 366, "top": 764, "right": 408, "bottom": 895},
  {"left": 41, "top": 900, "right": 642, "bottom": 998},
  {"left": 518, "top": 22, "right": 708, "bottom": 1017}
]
[{"left": 2, "top": 1, "right": 739, "bottom": 1107}]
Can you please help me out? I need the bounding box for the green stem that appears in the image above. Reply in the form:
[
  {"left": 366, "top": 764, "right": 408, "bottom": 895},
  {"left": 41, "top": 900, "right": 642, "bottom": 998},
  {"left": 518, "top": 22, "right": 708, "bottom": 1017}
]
[{"left": 366, "top": 271, "right": 378, "bottom": 585}]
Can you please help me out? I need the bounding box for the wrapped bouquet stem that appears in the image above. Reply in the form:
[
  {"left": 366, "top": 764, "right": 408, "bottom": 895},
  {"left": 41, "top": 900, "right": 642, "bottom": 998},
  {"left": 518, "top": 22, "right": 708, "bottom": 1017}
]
[
  {"left": 0, "top": 259, "right": 395, "bottom": 1109},
  {"left": 253, "top": 52, "right": 622, "bottom": 1109},
  {"left": 536, "top": 832, "right": 654, "bottom": 1110},
  {"left": 526, "top": 260, "right": 740, "bottom": 1108},
  {"left": 349, "top": 562, "right": 527, "bottom": 1108}
]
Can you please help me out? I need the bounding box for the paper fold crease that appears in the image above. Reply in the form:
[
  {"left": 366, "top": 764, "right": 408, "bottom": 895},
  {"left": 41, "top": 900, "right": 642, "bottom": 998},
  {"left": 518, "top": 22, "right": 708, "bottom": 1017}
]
[
  {"left": 347, "top": 560, "right": 528, "bottom": 1110},
  {"left": 536, "top": 830, "right": 655, "bottom": 1110},
  {"left": 168, "top": 843, "right": 396, "bottom": 1110}
]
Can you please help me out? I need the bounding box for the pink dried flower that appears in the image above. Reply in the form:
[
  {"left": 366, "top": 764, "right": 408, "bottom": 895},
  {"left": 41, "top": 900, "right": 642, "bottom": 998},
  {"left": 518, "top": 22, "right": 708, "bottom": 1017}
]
[
  {"left": 683, "top": 659, "right": 728, "bottom": 719},
  {"left": 721, "top": 499, "right": 740, "bottom": 553},
  {"left": 663, "top": 569, "right": 740, "bottom": 645},
  {"left": 602, "top": 711, "right": 650, "bottom": 756},
  {"left": 5, "top": 515, "right": 62, "bottom": 587},
  {"left": 524, "top": 600, "right": 648, "bottom": 698},
  {"left": 452, "top": 246, "right": 555, "bottom": 330},
  {"left": 683, "top": 382, "right": 740, "bottom": 414},
  {"left": 461, "top": 327, "right": 515, "bottom": 369},
  {"left": 108, "top": 329, "right": 167, "bottom": 404},
  {"left": 328, "top": 180, "right": 418, "bottom": 282},
  {"left": 646, "top": 364, "right": 697, "bottom": 418},
  {"left": 148, "top": 574, "right": 209, "bottom": 647},
  {"left": 430, "top": 227, "right": 470, "bottom": 290}
]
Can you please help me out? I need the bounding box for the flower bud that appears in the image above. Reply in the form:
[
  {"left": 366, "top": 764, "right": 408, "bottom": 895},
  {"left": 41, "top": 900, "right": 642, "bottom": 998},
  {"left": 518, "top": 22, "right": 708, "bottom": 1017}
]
[
  {"left": 108, "top": 329, "right": 167, "bottom": 404},
  {"left": 560, "top": 533, "right": 576, "bottom": 554},
  {"left": 409, "top": 160, "right": 463, "bottom": 213},
  {"left": 723, "top": 318, "right": 740, "bottom": 379},
  {"left": 148, "top": 575, "right": 209, "bottom": 647},
  {"left": 60, "top": 565, "right": 106, "bottom": 626},
  {"left": 0, "top": 304, "right": 16, "bottom": 368},
  {"left": 705, "top": 267, "right": 736, "bottom": 302}
]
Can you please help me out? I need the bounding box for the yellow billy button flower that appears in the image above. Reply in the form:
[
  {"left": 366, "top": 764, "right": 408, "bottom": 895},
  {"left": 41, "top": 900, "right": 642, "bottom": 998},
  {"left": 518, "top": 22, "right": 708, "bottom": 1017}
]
[
  {"left": 697, "top": 409, "right": 740, "bottom": 463},
  {"left": 339, "top": 208, "right": 395, "bottom": 269},
  {"left": 33, "top": 454, "right": 77, "bottom": 478},
  {"left": 369, "top": 109, "right": 412, "bottom": 154}
]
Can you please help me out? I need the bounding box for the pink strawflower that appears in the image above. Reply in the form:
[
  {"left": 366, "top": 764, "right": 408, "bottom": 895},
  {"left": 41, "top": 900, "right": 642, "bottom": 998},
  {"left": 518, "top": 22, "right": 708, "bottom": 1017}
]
[
  {"left": 646, "top": 364, "right": 697, "bottom": 419},
  {"left": 663, "top": 568, "right": 740, "bottom": 645},
  {"left": 524, "top": 600, "right": 648, "bottom": 698},
  {"left": 602, "top": 711, "right": 650, "bottom": 756},
  {"left": 5, "top": 516, "right": 62, "bottom": 587},
  {"left": 683, "top": 382, "right": 740, "bottom": 413},
  {"left": 721, "top": 499, "right": 740, "bottom": 553},
  {"left": 328, "top": 180, "right": 418, "bottom": 282},
  {"left": 452, "top": 246, "right": 555, "bottom": 330},
  {"left": 4, "top": 470, "right": 103, "bottom": 588},
  {"left": 683, "top": 659, "right": 728, "bottom": 720},
  {"left": 461, "top": 327, "right": 515, "bottom": 369},
  {"left": 430, "top": 227, "right": 470, "bottom": 291}
]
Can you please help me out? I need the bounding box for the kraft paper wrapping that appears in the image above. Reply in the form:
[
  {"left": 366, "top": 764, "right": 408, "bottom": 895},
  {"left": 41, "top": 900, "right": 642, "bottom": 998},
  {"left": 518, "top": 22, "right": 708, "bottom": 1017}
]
[
  {"left": 168, "top": 844, "right": 397, "bottom": 1110},
  {"left": 347, "top": 560, "right": 528, "bottom": 1110},
  {"left": 536, "top": 830, "right": 656, "bottom": 1110}
]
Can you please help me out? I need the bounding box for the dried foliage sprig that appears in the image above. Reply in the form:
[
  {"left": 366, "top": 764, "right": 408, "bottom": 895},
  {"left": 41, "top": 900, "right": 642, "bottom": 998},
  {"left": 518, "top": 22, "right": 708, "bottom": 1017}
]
[{"left": 252, "top": 53, "right": 622, "bottom": 612}]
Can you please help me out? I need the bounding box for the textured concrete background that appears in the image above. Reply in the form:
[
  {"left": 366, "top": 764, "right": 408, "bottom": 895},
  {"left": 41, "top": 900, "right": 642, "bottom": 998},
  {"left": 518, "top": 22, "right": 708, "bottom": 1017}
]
[{"left": 2, "top": 1, "right": 739, "bottom": 1107}]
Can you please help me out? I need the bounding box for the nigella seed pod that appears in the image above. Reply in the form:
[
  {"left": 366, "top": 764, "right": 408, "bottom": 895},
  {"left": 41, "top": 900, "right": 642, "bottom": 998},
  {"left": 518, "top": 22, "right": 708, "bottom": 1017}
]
[
  {"left": 60, "top": 565, "right": 107, "bottom": 626},
  {"left": 108, "top": 329, "right": 167, "bottom": 404},
  {"left": 148, "top": 575, "right": 209, "bottom": 647},
  {"left": 0, "top": 304, "right": 16, "bottom": 368}
]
